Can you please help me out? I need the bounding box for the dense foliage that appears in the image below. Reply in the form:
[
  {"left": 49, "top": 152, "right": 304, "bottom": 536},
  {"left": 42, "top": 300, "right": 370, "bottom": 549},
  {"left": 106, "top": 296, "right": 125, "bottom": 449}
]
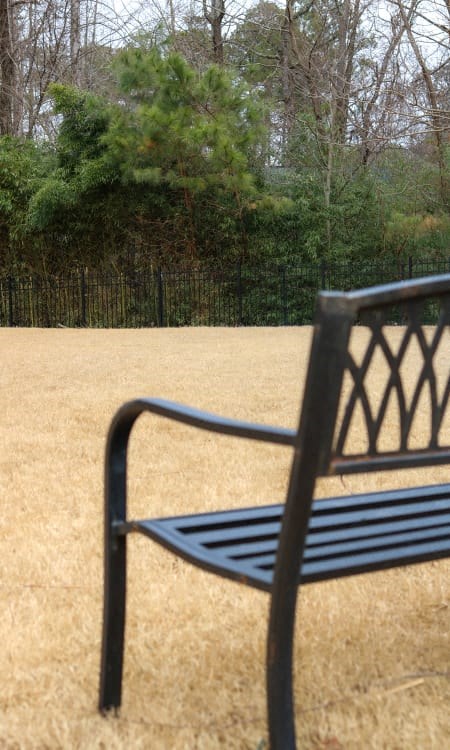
[{"left": 0, "top": 24, "right": 448, "bottom": 274}]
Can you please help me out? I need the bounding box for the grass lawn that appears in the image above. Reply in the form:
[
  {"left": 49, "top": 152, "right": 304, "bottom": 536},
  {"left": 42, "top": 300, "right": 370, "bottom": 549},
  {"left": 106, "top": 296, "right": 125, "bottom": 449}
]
[{"left": 0, "top": 326, "right": 448, "bottom": 749}]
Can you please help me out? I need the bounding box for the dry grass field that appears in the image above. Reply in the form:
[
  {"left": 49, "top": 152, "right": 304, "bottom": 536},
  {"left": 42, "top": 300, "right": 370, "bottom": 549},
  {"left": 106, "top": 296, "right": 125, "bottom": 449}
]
[{"left": 0, "top": 326, "right": 449, "bottom": 750}]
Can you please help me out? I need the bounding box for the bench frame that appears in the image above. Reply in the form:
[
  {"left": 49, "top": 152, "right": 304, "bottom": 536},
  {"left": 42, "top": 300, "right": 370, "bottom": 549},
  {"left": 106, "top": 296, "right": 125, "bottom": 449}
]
[{"left": 99, "top": 274, "right": 450, "bottom": 748}]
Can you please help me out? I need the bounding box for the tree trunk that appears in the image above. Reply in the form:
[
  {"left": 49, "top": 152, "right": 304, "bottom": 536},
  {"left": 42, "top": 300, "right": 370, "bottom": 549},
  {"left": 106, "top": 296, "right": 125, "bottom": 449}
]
[
  {"left": 333, "top": 0, "right": 361, "bottom": 144},
  {"left": 0, "top": 0, "right": 15, "bottom": 134},
  {"left": 203, "top": 0, "right": 225, "bottom": 64},
  {"left": 280, "top": 0, "right": 296, "bottom": 157},
  {"left": 70, "top": 0, "right": 81, "bottom": 85}
]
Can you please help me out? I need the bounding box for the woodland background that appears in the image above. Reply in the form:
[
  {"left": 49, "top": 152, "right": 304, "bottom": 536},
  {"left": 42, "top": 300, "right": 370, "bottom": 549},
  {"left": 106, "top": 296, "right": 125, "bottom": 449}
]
[{"left": 0, "top": 0, "right": 449, "bottom": 276}]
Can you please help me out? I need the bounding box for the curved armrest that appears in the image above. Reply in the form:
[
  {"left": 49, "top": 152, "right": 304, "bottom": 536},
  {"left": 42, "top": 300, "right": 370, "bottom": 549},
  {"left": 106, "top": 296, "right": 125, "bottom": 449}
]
[
  {"left": 108, "top": 397, "right": 296, "bottom": 447},
  {"left": 104, "top": 397, "right": 296, "bottom": 522}
]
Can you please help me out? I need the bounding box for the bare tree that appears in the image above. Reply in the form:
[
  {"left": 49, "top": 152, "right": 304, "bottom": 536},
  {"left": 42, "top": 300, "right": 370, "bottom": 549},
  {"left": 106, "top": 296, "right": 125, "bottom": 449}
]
[
  {"left": 0, "top": 0, "right": 146, "bottom": 137},
  {"left": 391, "top": 0, "right": 449, "bottom": 206},
  {"left": 0, "top": 0, "right": 16, "bottom": 134}
]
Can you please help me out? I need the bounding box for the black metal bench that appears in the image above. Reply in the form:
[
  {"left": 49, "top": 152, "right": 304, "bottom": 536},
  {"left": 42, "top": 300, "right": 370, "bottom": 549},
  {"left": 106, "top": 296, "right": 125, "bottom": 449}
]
[{"left": 99, "top": 274, "right": 450, "bottom": 748}]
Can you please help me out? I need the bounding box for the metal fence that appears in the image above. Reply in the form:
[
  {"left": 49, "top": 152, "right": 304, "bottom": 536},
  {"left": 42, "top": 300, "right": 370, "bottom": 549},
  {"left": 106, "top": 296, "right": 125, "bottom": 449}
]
[{"left": 1, "top": 256, "right": 450, "bottom": 328}]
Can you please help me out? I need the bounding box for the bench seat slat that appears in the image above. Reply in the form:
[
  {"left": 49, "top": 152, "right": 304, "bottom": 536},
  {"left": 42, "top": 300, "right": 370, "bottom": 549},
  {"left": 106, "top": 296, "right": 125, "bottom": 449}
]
[
  {"left": 308, "top": 511, "right": 450, "bottom": 544},
  {"left": 300, "top": 535, "right": 450, "bottom": 582},
  {"left": 215, "top": 521, "right": 450, "bottom": 561},
  {"left": 239, "top": 533, "right": 450, "bottom": 582},
  {"left": 179, "top": 497, "right": 450, "bottom": 548},
  {"left": 161, "top": 504, "right": 281, "bottom": 530},
  {"left": 131, "top": 483, "right": 450, "bottom": 591},
  {"left": 180, "top": 520, "right": 281, "bottom": 546},
  {"left": 306, "top": 523, "right": 450, "bottom": 559},
  {"left": 170, "top": 514, "right": 450, "bottom": 559},
  {"left": 231, "top": 527, "right": 450, "bottom": 571}
]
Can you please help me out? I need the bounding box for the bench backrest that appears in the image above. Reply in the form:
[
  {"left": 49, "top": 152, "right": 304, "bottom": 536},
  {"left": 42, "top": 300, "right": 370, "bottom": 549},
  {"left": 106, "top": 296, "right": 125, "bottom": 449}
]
[
  {"left": 298, "top": 273, "right": 450, "bottom": 480},
  {"left": 275, "top": 274, "right": 450, "bottom": 579}
]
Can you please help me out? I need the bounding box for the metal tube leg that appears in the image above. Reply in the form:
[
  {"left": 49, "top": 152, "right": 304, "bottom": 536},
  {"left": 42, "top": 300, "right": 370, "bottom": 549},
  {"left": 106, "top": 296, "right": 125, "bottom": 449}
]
[
  {"left": 99, "top": 404, "right": 135, "bottom": 712},
  {"left": 266, "top": 600, "right": 297, "bottom": 750},
  {"left": 99, "top": 525, "right": 127, "bottom": 712}
]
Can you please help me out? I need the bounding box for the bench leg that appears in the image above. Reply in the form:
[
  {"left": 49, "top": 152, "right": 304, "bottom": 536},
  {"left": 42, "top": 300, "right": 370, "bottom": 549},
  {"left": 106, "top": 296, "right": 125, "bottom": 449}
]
[
  {"left": 266, "top": 602, "right": 297, "bottom": 749},
  {"left": 99, "top": 411, "right": 130, "bottom": 714},
  {"left": 266, "top": 548, "right": 301, "bottom": 750},
  {"left": 99, "top": 523, "right": 127, "bottom": 712},
  {"left": 99, "top": 402, "right": 154, "bottom": 714}
]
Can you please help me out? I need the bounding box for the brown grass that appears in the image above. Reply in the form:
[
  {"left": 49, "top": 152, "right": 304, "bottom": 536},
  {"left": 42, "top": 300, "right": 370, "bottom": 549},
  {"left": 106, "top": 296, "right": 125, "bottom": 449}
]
[{"left": 0, "top": 326, "right": 448, "bottom": 749}]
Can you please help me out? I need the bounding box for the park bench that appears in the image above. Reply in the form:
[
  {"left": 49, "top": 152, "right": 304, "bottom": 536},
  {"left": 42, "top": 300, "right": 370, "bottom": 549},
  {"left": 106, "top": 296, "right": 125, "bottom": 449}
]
[{"left": 99, "top": 273, "right": 450, "bottom": 749}]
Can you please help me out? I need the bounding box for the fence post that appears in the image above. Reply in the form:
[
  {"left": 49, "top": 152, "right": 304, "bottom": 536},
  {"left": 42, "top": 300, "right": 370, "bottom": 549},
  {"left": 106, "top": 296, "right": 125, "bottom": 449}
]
[
  {"left": 280, "top": 265, "right": 288, "bottom": 325},
  {"left": 8, "top": 275, "right": 14, "bottom": 327},
  {"left": 156, "top": 267, "right": 164, "bottom": 327},
  {"left": 408, "top": 255, "right": 413, "bottom": 279},
  {"left": 236, "top": 260, "right": 243, "bottom": 326},
  {"left": 321, "top": 259, "right": 327, "bottom": 289},
  {"left": 32, "top": 275, "right": 38, "bottom": 326},
  {"left": 80, "top": 268, "right": 87, "bottom": 327}
]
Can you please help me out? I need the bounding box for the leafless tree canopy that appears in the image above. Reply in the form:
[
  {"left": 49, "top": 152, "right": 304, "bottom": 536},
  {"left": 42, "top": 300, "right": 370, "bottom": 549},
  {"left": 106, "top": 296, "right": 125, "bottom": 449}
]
[{"left": 0, "top": 0, "right": 448, "bottom": 189}]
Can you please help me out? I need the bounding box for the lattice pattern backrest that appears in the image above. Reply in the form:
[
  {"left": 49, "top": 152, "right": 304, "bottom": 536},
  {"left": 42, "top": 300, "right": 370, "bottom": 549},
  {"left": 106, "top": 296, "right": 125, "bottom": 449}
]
[{"left": 327, "top": 283, "right": 450, "bottom": 474}]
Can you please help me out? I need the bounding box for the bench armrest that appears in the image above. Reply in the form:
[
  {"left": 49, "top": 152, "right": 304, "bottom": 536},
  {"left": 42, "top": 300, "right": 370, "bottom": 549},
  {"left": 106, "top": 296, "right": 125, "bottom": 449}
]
[{"left": 108, "top": 397, "right": 296, "bottom": 446}]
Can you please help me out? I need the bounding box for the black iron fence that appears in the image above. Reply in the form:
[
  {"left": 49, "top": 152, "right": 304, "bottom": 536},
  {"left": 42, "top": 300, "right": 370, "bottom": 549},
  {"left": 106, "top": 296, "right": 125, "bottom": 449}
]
[{"left": 1, "top": 256, "right": 450, "bottom": 328}]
